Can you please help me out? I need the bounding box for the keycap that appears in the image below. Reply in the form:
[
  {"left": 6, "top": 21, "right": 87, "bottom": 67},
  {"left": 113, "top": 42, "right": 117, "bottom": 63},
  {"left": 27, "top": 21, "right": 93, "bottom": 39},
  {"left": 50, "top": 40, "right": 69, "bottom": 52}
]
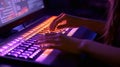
[
  {"left": 29, "top": 49, "right": 41, "bottom": 59},
  {"left": 7, "top": 53, "right": 18, "bottom": 57},
  {"left": 18, "top": 55, "right": 28, "bottom": 59},
  {"left": 27, "top": 48, "right": 36, "bottom": 52}
]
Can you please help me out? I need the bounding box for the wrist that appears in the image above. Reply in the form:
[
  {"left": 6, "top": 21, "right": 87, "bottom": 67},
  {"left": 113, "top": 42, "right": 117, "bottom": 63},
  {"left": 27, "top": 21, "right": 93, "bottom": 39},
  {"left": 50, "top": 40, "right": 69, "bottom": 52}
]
[{"left": 79, "top": 40, "right": 89, "bottom": 53}]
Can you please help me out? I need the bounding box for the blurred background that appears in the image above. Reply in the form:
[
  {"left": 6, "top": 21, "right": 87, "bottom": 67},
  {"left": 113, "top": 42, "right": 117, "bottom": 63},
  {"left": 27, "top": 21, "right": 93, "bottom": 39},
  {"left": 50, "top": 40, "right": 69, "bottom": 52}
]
[{"left": 44, "top": 0, "right": 110, "bottom": 21}]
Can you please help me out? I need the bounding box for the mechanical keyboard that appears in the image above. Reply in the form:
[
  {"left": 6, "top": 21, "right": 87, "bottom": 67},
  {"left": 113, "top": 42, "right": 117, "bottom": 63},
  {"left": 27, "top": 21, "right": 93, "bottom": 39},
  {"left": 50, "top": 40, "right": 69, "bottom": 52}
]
[{"left": 0, "top": 16, "right": 97, "bottom": 66}]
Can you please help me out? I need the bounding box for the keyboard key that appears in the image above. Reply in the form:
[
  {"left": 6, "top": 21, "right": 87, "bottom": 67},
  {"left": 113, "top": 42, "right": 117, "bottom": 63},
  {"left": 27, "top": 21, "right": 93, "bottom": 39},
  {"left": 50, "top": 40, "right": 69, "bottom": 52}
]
[
  {"left": 29, "top": 49, "right": 41, "bottom": 59},
  {"left": 21, "top": 53, "right": 31, "bottom": 56},
  {"left": 16, "top": 46, "right": 26, "bottom": 49},
  {"left": 30, "top": 46, "right": 39, "bottom": 50},
  {"left": 7, "top": 53, "right": 18, "bottom": 57},
  {"left": 0, "top": 48, "right": 4, "bottom": 53},
  {"left": 10, "top": 50, "right": 21, "bottom": 54},
  {"left": 19, "top": 44, "right": 30, "bottom": 48},
  {"left": 18, "top": 55, "right": 28, "bottom": 59},
  {"left": 32, "top": 45, "right": 40, "bottom": 48},
  {"left": 24, "top": 51, "right": 33, "bottom": 54},
  {"left": 15, "top": 49, "right": 24, "bottom": 52},
  {"left": 27, "top": 48, "right": 36, "bottom": 52}
]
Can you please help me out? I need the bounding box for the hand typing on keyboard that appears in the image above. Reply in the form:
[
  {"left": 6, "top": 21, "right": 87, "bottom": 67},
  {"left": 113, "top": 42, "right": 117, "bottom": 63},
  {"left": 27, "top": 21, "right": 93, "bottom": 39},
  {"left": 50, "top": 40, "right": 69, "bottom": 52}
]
[
  {"left": 37, "top": 32, "right": 61, "bottom": 48},
  {"left": 39, "top": 32, "right": 83, "bottom": 54}
]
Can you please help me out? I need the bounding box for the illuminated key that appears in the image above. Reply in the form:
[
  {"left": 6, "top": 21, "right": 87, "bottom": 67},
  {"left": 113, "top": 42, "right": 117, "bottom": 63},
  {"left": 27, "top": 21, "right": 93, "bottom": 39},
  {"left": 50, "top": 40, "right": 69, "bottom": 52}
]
[
  {"left": 35, "top": 49, "right": 53, "bottom": 62},
  {"left": 0, "top": 49, "right": 4, "bottom": 53},
  {"left": 2, "top": 45, "right": 9, "bottom": 49},
  {"left": 29, "top": 49, "right": 41, "bottom": 59},
  {"left": 67, "top": 28, "right": 79, "bottom": 36}
]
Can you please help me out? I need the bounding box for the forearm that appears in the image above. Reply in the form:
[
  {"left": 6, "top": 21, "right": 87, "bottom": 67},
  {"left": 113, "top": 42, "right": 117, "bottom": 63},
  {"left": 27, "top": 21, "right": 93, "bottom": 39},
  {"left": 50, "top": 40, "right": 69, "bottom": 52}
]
[
  {"left": 82, "top": 40, "right": 120, "bottom": 65},
  {"left": 82, "top": 19, "right": 105, "bottom": 35},
  {"left": 68, "top": 14, "right": 105, "bottom": 35}
]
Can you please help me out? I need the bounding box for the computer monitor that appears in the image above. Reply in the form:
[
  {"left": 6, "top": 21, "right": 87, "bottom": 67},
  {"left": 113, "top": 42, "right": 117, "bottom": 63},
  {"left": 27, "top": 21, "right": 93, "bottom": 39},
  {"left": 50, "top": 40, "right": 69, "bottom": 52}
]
[{"left": 0, "top": 0, "right": 45, "bottom": 33}]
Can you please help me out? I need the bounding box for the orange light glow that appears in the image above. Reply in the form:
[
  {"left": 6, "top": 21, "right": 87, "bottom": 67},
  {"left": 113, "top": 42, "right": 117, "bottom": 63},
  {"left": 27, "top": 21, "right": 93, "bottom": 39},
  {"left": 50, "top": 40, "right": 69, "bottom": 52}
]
[{"left": 21, "top": 16, "right": 57, "bottom": 40}]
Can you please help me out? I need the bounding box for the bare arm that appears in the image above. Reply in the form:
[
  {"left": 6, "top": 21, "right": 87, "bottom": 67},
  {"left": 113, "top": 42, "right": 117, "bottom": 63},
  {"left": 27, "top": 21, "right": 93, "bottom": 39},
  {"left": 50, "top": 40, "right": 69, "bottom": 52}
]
[
  {"left": 50, "top": 13, "right": 105, "bottom": 35},
  {"left": 66, "top": 14, "right": 106, "bottom": 35},
  {"left": 80, "top": 18, "right": 105, "bottom": 35},
  {"left": 82, "top": 40, "right": 120, "bottom": 66}
]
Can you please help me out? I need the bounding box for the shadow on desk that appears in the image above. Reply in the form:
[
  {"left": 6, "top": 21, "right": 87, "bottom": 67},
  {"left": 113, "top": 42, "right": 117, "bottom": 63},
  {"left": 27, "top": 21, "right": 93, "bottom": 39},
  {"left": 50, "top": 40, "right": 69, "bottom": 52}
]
[{"left": 50, "top": 52, "right": 112, "bottom": 67}]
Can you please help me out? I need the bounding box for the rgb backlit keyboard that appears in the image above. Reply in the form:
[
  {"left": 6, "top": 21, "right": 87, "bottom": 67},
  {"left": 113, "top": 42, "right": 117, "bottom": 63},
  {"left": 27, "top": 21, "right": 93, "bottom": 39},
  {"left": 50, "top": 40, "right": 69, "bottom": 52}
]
[{"left": 0, "top": 16, "right": 79, "bottom": 64}]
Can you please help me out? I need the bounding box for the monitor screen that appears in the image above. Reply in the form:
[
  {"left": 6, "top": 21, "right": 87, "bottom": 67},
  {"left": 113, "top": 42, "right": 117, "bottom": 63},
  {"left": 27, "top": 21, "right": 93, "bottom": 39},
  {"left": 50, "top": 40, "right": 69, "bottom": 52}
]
[{"left": 0, "top": 0, "right": 44, "bottom": 28}]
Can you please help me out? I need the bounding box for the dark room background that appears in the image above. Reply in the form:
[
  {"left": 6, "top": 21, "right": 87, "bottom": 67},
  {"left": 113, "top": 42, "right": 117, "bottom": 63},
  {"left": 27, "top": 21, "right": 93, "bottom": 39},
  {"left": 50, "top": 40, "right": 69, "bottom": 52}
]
[{"left": 44, "top": 0, "right": 109, "bottom": 21}]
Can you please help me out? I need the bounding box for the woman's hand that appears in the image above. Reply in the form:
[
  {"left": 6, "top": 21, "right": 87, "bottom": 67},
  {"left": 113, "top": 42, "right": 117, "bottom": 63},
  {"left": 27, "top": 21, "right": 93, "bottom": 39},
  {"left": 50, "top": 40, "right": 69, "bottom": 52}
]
[
  {"left": 50, "top": 13, "right": 105, "bottom": 35},
  {"left": 40, "top": 33, "right": 85, "bottom": 54},
  {"left": 50, "top": 13, "right": 84, "bottom": 31}
]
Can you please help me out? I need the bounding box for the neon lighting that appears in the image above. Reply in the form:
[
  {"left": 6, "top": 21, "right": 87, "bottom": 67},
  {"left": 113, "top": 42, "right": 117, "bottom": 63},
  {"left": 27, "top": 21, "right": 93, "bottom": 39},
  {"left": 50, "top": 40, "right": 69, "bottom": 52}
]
[
  {"left": 35, "top": 49, "right": 53, "bottom": 62},
  {"left": 67, "top": 28, "right": 79, "bottom": 36}
]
